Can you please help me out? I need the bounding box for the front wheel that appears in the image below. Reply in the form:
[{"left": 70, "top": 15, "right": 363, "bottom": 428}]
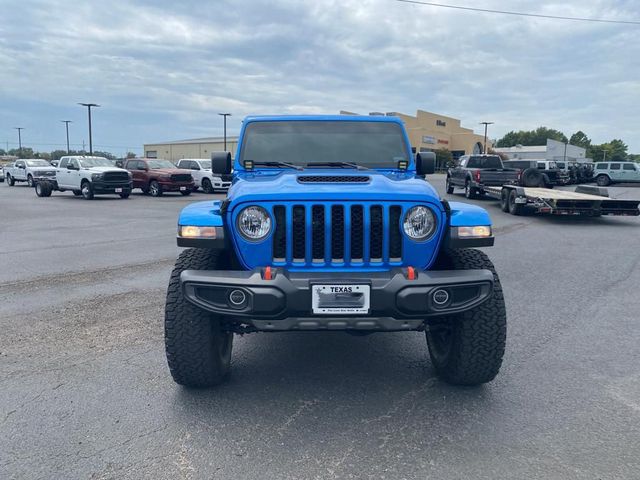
[
  {"left": 202, "top": 178, "right": 214, "bottom": 194},
  {"left": 426, "top": 249, "right": 506, "bottom": 385},
  {"left": 596, "top": 175, "right": 610, "bottom": 186},
  {"left": 27, "top": 175, "right": 34, "bottom": 187},
  {"left": 165, "top": 249, "right": 234, "bottom": 388},
  {"left": 149, "top": 180, "right": 162, "bottom": 197},
  {"left": 7, "top": 174, "right": 14, "bottom": 186},
  {"left": 81, "top": 181, "right": 94, "bottom": 200}
]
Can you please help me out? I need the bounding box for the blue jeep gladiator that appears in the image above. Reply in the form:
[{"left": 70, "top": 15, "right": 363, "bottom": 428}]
[{"left": 165, "top": 115, "right": 506, "bottom": 387}]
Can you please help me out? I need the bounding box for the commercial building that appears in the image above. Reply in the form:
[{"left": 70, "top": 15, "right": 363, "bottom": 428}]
[
  {"left": 143, "top": 137, "right": 239, "bottom": 162},
  {"left": 341, "top": 109, "right": 489, "bottom": 159},
  {"left": 144, "top": 109, "right": 487, "bottom": 162},
  {"left": 494, "top": 139, "right": 589, "bottom": 163}
]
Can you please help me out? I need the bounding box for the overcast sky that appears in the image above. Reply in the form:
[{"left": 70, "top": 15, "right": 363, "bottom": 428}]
[{"left": 1, "top": 0, "right": 639, "bottom": 156}]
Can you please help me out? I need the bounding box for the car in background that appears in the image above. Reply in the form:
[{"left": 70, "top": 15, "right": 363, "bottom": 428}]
[
  {"left": 0, "top": 166, "right": 4, "bottom": 183},
  {"left": 593, "top": 161, "right": 640, "bottom": 186},
  {"left": 446, "top": 154, "right": 520, "bottom": 198},
  {"left": 175, "top": 158, "right": 232, "bottom": 193},
  {"left": 4, "top": 159, "right": 56, "bottom": 187},
  {"left": 123, "top": 158, "right": 194, "bottom": 196}
]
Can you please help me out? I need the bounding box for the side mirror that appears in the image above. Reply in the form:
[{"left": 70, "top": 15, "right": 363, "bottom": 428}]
[
  {"left": 415, "top": 152, "right": 436, "bottom": 175},
  {"left": 211, "top": 151, "right": 232, "bottom": 174},
  {"left": 18, "top": 164, "right": 26, "bottom": 169}
]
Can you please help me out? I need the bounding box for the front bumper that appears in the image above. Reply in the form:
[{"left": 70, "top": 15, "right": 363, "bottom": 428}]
[
  {"left": 180, "top": 267, "right": 494, "bottom": 331},
  {"left": 92, "top": 180, "right": 133, "bottom": 194}
]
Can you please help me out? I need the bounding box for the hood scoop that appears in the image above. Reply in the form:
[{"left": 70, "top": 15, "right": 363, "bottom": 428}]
[{"left": 297, "top": 175, "right": 370, "bottom": 184}]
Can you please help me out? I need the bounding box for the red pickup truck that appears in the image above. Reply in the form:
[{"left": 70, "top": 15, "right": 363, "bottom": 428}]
[{"left": 123, "top": 158, "right": 194, "bottom": 196}]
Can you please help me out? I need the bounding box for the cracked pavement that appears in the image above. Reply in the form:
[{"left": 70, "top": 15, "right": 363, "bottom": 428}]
[{"left": 1, "top": 177, "right": 639, "bottom": 479}]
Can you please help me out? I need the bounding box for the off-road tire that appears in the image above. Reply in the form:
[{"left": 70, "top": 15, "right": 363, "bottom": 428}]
[
  {"left": 27, "top": 175, "right": 34, "bottom": 187},
  {"left": 508, "top": 189, "right": 523, "bottom": 215},
  {"left": 596, "top": 175, "right": 610, "bottom": 187},
  {"left": 150, "top": 180, "right": 162, "bottom": 197},
  {"left": 521, "top": 168, "right": 543, "bottom": 187},
  {"left": 446, "top": 177, "right": 454, "bottom": 194},
  {"left": 7, "top": 174, "right": 15, "bottom": 186},
  {"left": 81, "top": 181, "right": 94, "bottom": 200},
  {"left": 426, "top": 249, "right": 506, "bottom": 385},
  {"left": 165, "top": 248, "right": 234, "bottom": 388},
  {"left": 202, "top": 178, "right": 214, "bottom": 194}
]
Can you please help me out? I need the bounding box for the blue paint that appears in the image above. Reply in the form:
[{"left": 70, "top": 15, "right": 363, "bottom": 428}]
[
  {"left": 448, "top": 201, "right": 492, "bottom": 227},
  {"left": 178, "top": 200, "right": 224, "bottom": 227}
]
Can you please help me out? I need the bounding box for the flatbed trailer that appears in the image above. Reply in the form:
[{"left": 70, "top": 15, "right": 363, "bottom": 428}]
[{"left": 484, "top": 185, "right": 640, "bottom": 217}]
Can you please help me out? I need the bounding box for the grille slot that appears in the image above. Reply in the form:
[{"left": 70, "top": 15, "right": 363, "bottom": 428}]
[
  {"left": 171, "top": 173, "right": 192, "bottom": 182},
  {"left": 273, "top": 206, "right": 286, "bottom": 260},
  {"left": 271, "top": 203, "right": 404, "bottom": 265},
  {"left": 103, "top": 172, "right": 129, "bottom": 182},
  {"left": 312, "top": 206, "right": 325, "bottom": 261}
]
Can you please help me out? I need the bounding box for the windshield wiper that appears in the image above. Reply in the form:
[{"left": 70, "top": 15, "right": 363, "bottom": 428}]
[
  {"left": 250, "top": 160, "right": 303, "bottom": 170},
  {"left": 306, "top": 161, "right": 369, "bottom": 170}
]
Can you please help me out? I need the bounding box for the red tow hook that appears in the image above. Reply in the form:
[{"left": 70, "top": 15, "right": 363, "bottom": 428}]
[
  {"left": 263, "top": 266, "right": 273, "bottom": 280},
  {"left": 406, "top": 266, "right": 416, "bottom": 281}
]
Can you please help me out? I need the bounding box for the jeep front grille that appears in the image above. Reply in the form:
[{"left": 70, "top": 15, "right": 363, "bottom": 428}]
[{"left": 271, "top": 203, "right": 403, "bottom": 265}]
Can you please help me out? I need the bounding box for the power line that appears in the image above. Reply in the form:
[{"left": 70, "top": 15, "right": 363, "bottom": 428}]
[{"left": 394, "top": 0, "right": 640, "bottom": 25}]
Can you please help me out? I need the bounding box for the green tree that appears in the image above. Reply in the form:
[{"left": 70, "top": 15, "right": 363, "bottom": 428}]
[
  {"left": 126, "top": 152, "right": 136, "bottom": 159},
  {"left": 434, "top": 148, "right": 453, "bottom": 170},
  {"left": 495, "top": 127, "right": 567, "bottom": 147},
  {"left": 93, "top": 150, "right": 116, "bottom": 160},
  {"left": 8, "top": 147, "right": 35, "bottom": 158},
  {"left": 607, "top": 139, "right": 628, "bottom": 161},
  {"left": 569, "top": 131, "right": 591, "bottom": 149}
]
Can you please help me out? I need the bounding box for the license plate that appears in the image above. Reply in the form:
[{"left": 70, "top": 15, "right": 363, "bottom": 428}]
[
  {"left": 115, "top": 188, "right": 123, "bottom": 193},
  {"left": 312, "top": 285, "right": 370, "bottom": 315},
  {"left": 180, "top": 186, "right": 186, "bottom": 191}
]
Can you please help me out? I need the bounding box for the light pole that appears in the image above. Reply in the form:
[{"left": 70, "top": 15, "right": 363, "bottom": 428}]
[
  {"left": 218, "top": 113, "right": 231, "bottom": 151},
  {"left": 78, "top": 103, "right": 100, "bottom": 154},
  {"left": 479, "top": 122, "right": 494, "bottom": 154},
  {"left": 14, "top": 127, "right": 24, "bottom": 156},
  {"left": 61, "top": 120, "right": 72, "bottom": 154},
  {"left": 563, "top": 141, "right": 568, "bottom": 164}
]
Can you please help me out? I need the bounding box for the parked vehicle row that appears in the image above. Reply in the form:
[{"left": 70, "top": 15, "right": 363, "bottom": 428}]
[{"left": 4, "top": 156, "right": 233, "bottom": 199}]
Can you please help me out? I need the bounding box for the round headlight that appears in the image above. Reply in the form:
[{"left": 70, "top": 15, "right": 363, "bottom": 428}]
[
  {"left": 403, "top": 206, "right": 437, "bottom": 240},
  {"left": 237, "top": 206, "right": 272, "bottom": 241}
]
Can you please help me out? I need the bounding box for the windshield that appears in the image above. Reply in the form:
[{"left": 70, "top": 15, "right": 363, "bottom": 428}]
[
  {"left": 26, "top": 160, "right": 51, "bottom": 167},
  {"left": 147, "top": 160, "right": 176, "bottom": 169},
  {"left": 466, "top": 156, "right": 503, "bottom": 169},
  {"left": 78, "top": 157, "right": 114, "bottom": 168},
  {"left": 239, "top": 121, "right": 409, "bottom": 168}
]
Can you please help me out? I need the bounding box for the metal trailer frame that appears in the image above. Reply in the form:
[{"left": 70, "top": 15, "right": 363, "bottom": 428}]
[{"left": 484, "top": 185, "right": 640, "bottom": 217}]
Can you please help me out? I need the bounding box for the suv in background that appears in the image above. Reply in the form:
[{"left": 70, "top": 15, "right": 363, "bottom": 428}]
[
  {"left": 124, "top": 158, "right": 194, "bottom": 196},
  {"left": 593, "top": 162, "right": 640, "bottom": 186},
  {"left": 502, "top": 160, "right": 569, "bottom": 188},
  {"left": 175, "top": 158, "right": 232, "bottom": 193}
]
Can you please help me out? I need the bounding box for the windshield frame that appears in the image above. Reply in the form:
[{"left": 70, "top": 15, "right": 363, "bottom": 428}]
[{"left": 237, "top": 119, "right": 411, "bottom": 171}]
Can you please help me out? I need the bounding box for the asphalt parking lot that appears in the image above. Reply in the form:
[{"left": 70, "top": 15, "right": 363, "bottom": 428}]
[{"left": 1, "top": 176, "right": 639, "bottom": 480}]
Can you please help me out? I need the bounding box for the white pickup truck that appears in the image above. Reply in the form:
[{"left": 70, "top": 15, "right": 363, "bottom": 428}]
[
  {"left": 5, "top": 159, "right": 57, "bottom": 187},
  {"left": 34, "top": 156, "right": 133, "bottom": 199},
  {"left": 175, "top": 158, "right": 232, "bottom": 193}
]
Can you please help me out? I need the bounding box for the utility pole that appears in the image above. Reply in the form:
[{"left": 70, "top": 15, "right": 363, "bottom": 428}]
[
  {"left": 14, "top": 127, "right": 24, "bottom": 156},
  {"left": 564, "top": 141, "right": 568, "bottom": 163},
  {"left": 61, "top": 120, "right": 72, "bottom": 154},
  {"left": 218, "top": 113, "right": 231, "bottom": 151},
  {"left": 78, "top": 103, "right": 100, "bottom": 154},
  {"left": 479, "top": 121, "right": 494, "bottom": 154}
]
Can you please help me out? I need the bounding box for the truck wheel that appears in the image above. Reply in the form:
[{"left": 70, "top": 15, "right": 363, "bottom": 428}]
[
  {"left": 464, "top": 181, "right": 476, "bottom": 199},
  {"left": 508, "top": 189, "right": 523, "bottom": 215},
  {"left": 500, "top": 188, "right": 510, "bottom": 212},
  {"left": 81, "top": 181, "right": 94, "bottom": 200},
  {"left": 149, "top": 180, "right": 162, "bottom": 197},
  {"left": 7, "top": 174, "right": 14, "bottom": 186},
  {"left": 596, "top": 175, "right": 610, "bottom": 186},
  {"left": 426, "top": 249, "right": 506, "bottom": 385},
  {"left": 27, "top": 175, "right": 34, "bottom": 187},
  {"left": 35, "top": 182, "right": 51, "bottom": 197},
  {"left": 202, "top": 178, "right": 214, "bottom": 194},
  {"left": 521, "top": 168, "right": 543, "bottom": 188},
  {"left": 72, "top": 190, "right": 81, "bottom": 196},
  {"left": 165, "top": 248, "right": 234, "bottom": 388},
  {"left": 446, "top": 177, "right": 454, "bottom": 194}
]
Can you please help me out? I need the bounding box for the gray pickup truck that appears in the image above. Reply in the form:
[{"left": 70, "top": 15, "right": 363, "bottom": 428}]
[{"left": 446, "top": 154, "right": 520, "bottom": 199}]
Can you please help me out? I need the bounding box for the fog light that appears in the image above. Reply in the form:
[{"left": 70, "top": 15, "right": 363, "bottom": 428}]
[
  {"left": 228, "top": 289, "right": 247, "bottom": 308},
  {"left": 432, "top": 289, "right": 450, "bottom": 306}
]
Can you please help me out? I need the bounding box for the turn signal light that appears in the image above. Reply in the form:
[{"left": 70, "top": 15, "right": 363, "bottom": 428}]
[
  {"left": 456, "top": 226, "right": 491, "bottom": 238},
  {"left": 179, "top": 226, "right": 217, "bottom": 238}
]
